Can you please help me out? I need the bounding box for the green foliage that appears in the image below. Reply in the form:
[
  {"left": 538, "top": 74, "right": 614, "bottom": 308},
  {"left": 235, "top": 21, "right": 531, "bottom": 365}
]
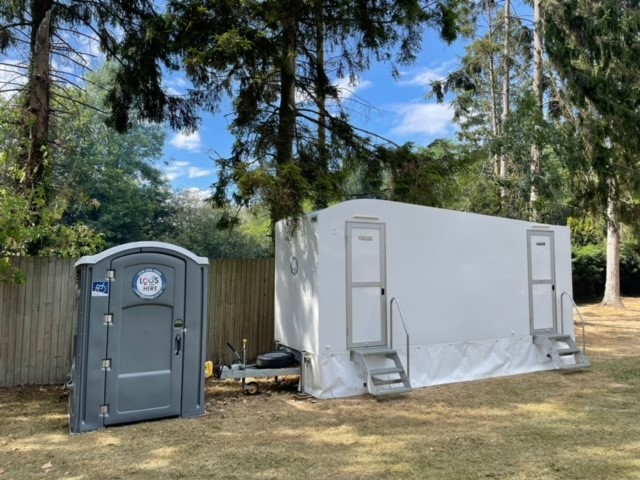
[
  {"left": 545, "top": 0, "right": 640, "bottom": 217},
  {"left": 572, "top": 243, "right": 640, "bottom": 301},
  {"left": 0, "top": 157, "right": 105, "bottom": 283},
  {"left": 620, "top": 247, "right": 640, "bottom": 297},
  {"left": 429, "top": 1, "right": 556, "bottom": 220},
  {"left": 55, "top": 66, "right": 175, "bottom": 247},
  {"left": 344, "top": 140, "right": 464, "bottom": 208},
  {"left": 0, "top": 86, "right": 106, "bottom": 283},
  {"left": 160, "top": 191, "right": 271, "bottom": 258},
  {"left": 571, "top": 244, "right": 606, "bottom": 302},
  {"left": 567, "top": 216, "right": 605, "bottom": 247}
]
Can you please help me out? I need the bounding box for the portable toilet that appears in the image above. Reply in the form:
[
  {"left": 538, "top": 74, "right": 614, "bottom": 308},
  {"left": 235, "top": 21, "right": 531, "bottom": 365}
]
[{"left": 68, "top": 242, "right": 208, "bottom": 433}]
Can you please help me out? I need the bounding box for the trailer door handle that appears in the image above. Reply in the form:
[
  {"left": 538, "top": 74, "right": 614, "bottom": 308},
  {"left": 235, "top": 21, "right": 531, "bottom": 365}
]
[{"left": 175, "top": 335, "right": 182, "bottom": 355}]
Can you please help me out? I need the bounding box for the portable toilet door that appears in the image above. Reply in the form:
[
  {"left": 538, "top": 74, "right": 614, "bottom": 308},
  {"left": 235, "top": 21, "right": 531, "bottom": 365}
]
[
  {"left": 104, "top": 252, "right": 185, "bottom": 425},
  {"left": 346, "top": 221, "right": 387, "bottom": 349},
  {"left": 69, "top": 242, "right": 208, "bottom": 433},
  {"left": 527, "top": 230, "right": 558, "bottom": 334}
]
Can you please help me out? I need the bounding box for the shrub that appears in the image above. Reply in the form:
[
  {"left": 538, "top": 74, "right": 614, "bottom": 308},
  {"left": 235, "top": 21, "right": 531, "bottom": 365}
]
[
  {"left": 572, "top": 244, "right": 606, "bottom": 302},
  {"left": 571, "top": 243, "right": 640, "bottom": 301}
]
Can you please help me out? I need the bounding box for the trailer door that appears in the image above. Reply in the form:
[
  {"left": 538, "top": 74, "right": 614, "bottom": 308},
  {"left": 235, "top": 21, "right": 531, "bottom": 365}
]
[
  {"left": 347, "top": 222, "right": 387, "bottom": 348},
  {"left": 527, "top": 230, "right": 557, "bottom": 333}
]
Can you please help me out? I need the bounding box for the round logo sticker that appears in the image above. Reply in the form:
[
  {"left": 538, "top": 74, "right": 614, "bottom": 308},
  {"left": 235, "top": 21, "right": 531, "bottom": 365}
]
[{"left": 132, "top": 268, "right": 166, "bottom": 300}]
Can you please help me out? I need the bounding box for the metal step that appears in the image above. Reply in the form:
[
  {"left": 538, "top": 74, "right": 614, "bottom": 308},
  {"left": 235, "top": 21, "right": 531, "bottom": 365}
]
[
  {"left": 374, "top": 386, "right": 412, "bottom": 396},
  {"left": 561, "top": 361, "right": 591, "bottom": 371},
  {"left": 533, "top": 333, "right": 590, "bottom": 371},
  {"left": 371, "top": 377, "right": 404, "bottom": 386},
  {"left": 557, "top": 347, "right": 580, "bottom": 356},
  {"left": 351, "top": 347, "right": 412, "bottom": 397},
  {"left": 369, "top": 366, "right": 404, "bottom": 376},
  {"left": 351, "top": 347, "right": 396, "bottom": 357}
]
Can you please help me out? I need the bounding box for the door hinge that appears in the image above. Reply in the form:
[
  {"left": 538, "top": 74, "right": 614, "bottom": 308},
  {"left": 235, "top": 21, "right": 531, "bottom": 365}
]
[
  {"left": 101, "top": 359, "right": 111, "bottom": 369},
  {"left": 106, "top": 269, "right": 115, "bottom": 280},
  {"left": 100, "top": 404, "right": 109, "bottom": 415},
  {"left": 104, "top": 313, "right": 113, "bottom": 325}
]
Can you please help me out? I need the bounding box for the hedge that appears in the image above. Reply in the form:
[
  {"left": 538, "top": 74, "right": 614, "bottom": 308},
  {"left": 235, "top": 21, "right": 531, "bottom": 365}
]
[{"left": 572, "top": 244, "right": 640, "bottom": 302}]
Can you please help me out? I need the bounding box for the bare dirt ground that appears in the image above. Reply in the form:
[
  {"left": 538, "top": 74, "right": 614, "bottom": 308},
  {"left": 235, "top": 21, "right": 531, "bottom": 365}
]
[{"left": 1, "top": 299, "right": 639, "bottom": 480}]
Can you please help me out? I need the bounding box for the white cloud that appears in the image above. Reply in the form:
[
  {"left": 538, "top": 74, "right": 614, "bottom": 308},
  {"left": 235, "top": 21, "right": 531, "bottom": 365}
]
[
  {"left": 164, "top": 161, "right": 213, "bottom": 182},
  {"left": 164, "top": 76, "right": 190, "bottom": 96},
  {"left": 170, "top": 131, "right": 202, "bottom": 152},
  {"left": 399, "top": 59, "right": 458, "bottom": 87},
  {"left": 188, "top": 166, "right": 213, "bottom": 179},
  {"left": 334, "top": 77, "right": 373, "bottom": 100},
  {"left": 390, "top": 102, "right": 454, "bottom": 137},
  {"left": 295, "top": 76, "right": 373, "bottom": 105},
  {"left": 164, "top": 161, "right": 191, "bottom": 181}
]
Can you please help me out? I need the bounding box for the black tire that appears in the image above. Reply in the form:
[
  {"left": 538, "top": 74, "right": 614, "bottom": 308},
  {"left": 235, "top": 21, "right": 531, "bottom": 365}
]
[{"left": 256, "top": 351, "right": 295, "bottom": 368}]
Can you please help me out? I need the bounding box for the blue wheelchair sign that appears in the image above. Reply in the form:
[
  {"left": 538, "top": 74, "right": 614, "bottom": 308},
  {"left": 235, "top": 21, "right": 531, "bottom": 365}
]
[{"left": 92, "top": 281, "right": 110, "bottom": 297}]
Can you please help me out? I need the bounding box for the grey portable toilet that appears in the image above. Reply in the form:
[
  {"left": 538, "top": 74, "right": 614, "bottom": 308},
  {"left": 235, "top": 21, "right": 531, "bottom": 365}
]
[{"left": 68, "top": 242, "right": 208, "bottom": 433}]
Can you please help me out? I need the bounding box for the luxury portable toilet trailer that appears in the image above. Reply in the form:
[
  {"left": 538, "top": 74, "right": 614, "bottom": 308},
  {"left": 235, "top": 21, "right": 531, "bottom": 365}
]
[
  {"left": 69, "top": 242, "right": 208, "bottom": 433},
  {"left": 275, "top": 199, "right": 588, "bottom": 399}
]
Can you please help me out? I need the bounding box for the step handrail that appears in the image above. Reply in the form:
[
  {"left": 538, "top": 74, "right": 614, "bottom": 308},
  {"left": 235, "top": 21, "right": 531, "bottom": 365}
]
[
  {"left": 390, "top": 297, "right": 410, "bottom": 379},
  {"left": 560, "top": 291, "right": 587, "bottom": 355}
]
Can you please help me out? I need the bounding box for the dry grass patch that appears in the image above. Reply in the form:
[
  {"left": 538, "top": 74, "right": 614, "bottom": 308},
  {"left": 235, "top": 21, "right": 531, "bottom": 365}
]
[{"left": 1, "top": 299, "right": 640, "bottom": 479}]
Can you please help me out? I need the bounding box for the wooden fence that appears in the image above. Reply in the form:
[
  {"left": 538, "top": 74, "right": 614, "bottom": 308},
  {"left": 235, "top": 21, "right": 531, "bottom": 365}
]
[{"left": 0, "top": 257, "right": 275, "bottom": 388}]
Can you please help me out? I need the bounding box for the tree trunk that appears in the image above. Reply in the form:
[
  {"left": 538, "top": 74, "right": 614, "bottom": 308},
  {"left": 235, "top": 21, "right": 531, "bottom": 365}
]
[
  {"left": 602, "top": 177, "right": 624, "bottom": 307},
  {"left": 499, "top": 0, "right": 511, "bottom": 205},
  {"left": 24, "top": 4, "right": 53, "bottom": 195},
  {"left": 486, "top": 1, "right": 501, "bottom": 183},
  {"left": 315, "top": 0, "right": 329, "bottom": 209},
  {"left": 273, "top": 2, "right": 298, "bottom": 226},
  {"left": 529, "top": 0, "right": 543, "bottom": 222}
]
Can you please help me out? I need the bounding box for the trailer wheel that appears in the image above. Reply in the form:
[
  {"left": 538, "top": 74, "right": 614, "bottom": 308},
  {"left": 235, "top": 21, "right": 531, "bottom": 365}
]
[
  {"left": 244, "top": 382, "right": 259, "bottom": 395},
  {"left": 256, "top": 351, "right": 295, "bottom": 368}
]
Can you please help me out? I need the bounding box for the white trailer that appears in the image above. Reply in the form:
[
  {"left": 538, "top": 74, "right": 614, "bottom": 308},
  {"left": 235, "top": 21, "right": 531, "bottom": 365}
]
[{"left": 275, "top": 199, "right": 588, "bottom": 399}]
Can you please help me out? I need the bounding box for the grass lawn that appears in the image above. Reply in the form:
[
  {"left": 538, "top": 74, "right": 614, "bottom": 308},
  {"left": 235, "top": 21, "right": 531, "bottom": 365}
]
[{"left": 1, "top": 299, "right": 639, "bottom": 479}]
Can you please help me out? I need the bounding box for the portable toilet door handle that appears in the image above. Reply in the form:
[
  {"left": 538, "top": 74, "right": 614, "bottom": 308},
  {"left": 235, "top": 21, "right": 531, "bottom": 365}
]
[{"left": 175, "top": 334, "right": 182, "bottom": 355}]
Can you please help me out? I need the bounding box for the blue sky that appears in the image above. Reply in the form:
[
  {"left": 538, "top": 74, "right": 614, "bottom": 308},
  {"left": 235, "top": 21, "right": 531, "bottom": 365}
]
[{"left": 162, "top": 30, "right": 466, "bottom": 195}]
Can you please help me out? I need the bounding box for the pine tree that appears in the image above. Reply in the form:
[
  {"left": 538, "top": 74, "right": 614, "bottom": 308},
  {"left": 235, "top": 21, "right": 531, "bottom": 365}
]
[
  {"left": 545, "top": 0, "right": 640, "bottom": 307},
  {"left": 106, "top": 0, "right": 466, "bottom": 227}
]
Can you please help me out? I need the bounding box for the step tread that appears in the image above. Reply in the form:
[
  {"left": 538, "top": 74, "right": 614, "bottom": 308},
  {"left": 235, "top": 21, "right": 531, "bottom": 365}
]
[
  {"left": 557, "top": 347, "right": 580, "bottom": 355},
  {"left": 374, "top": 386, "right": 412, "bottom": 396},
  {"left": 352, "top": 347, "right": 397, "bottom": 356},
  {"left": 369, "top": 367, "right": 404, "bottom": 376},
  {"left": 372, "top": 378, "right": 404, "bottom": 386},
  {"left": 561, "top": 361, "right": 591, "bottom": 370}
]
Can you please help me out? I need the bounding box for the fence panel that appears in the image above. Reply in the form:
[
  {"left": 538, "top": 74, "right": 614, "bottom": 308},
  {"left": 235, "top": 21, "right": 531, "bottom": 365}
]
[
  {"left": 207, "top": 258, "right": 275, "bottom": 365},
  {"left": 0, "top": 257, "right": 77, "bottom": 387},
  {"left": 0, "top": 257, "right": 276, "bottom": 387}
]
